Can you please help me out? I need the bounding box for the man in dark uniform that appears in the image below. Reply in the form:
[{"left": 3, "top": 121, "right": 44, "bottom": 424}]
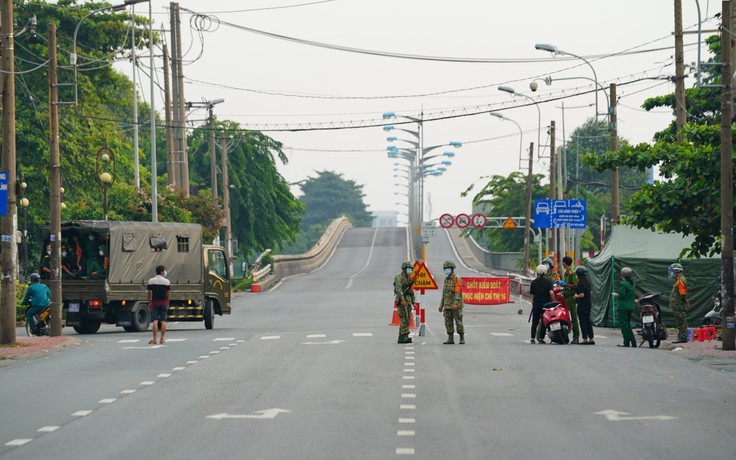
[{"left": 394, "top": 261, "right": 416, "bottom": 344}]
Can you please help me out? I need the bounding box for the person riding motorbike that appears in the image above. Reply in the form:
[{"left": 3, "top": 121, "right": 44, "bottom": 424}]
[{"left": 21, "top": 273, "right": 51, "bottom": 334}]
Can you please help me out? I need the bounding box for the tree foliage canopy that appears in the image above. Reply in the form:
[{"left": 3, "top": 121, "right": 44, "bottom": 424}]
[
  {"left": 583, "top": 35, "right": 733, "bottom": 258},
  {"left": 298, "top": 170, "right": 374, "bottom": 229},
  {"left": 6, "top": 0, "right": 302, "bottom": 265}
]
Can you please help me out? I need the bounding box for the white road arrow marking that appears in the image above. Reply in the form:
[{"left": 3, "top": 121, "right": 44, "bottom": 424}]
[
  {"left": 207, "top": 408, "right": 291, "bottom": 420},
  {"left": 302, "top": 340, "right": 344, "bottom": 345},
  {"left": 595, "top": 410, "right": 677, "bottom": 421}
]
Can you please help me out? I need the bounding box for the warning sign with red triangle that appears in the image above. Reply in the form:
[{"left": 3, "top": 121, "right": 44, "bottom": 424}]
[
  {"left": 410, "top": 261, "right": 438, "bottom": 291},
  {"left": 502, "top": 216, "right": 518, "bottom": 229}
]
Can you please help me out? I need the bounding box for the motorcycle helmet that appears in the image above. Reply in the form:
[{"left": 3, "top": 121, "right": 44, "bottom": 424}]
[
  {"left": 443, "top": 260, "right": 456, "bottom": 269},
  {"left": 542, "top": 257, "right": 554, "bottom": 269},
  {"left": 535, "top": 264, "right": 548, "bottom": 276},
  {"left": 621, "top": 267, "right": 633, "bottom": 279},
  {"left": 29, "top": 273, "right": 40, "bottom": 283},
  {"left": 401, "top": 261, "right": 412, "bottom": 270},
  {"left": 574, "top": 266, "right": 588, "bottom": 276},
  {"left": 668, "top": 263, "right": 683, "bottom": 279}
]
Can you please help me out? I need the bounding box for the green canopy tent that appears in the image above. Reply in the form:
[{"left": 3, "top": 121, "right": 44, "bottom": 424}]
[{"left": 586, "top": 226, "right": 720, "bottom": 328}]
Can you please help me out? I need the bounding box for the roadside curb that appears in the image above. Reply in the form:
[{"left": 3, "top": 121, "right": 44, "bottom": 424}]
[{"left": 0, "top": 336, "right": 82, "bottom": 367}]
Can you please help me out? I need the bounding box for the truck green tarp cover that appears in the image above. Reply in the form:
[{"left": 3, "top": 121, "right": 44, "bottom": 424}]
[
  {"left": 52, "top": 221, "right": 204, "bottom": 285},
  {"left": 587, "top": 225, "right": 720, "bottom": 328}
]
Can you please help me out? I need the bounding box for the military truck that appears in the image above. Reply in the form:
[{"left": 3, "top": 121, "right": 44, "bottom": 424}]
[{"left": 40, "top": 221, "right": 231, "bottom": 334}]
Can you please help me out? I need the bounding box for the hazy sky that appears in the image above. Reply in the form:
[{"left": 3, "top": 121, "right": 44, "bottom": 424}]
[{"left": 125, "top": 0, "right": 714, "bottom": 223}]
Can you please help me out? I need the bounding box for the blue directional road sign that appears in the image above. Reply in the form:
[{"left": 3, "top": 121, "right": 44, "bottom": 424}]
[{"left": 533, "top": 199, "right": 586, "bottom": 229}]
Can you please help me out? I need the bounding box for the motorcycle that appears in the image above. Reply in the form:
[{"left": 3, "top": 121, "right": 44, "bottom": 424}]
[
  {"left": 638, "top": 292, "right": 667, "bottom": 348},
  {"left": 542, "top": 285, "right": 572, "bottom": 344},
  {"left": 702, "top": 292, "right": 722, "bottom": 326},
  {"left": 24, "top": 305, "right": 52, "bottom": 337}
]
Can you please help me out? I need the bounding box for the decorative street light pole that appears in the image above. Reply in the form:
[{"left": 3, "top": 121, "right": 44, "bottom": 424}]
[
  {"left": 96, "top": 147, "right": 116, "bottom": 220},
  {"left": 19, "top": 176, "right": 29, "bottom": 280}
]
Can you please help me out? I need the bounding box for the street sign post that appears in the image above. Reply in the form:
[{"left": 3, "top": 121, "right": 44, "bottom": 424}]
[
  {"left": 471, "top": 213, "right": 487, "bottom": 229},
  {"left": 533, "top": 199, "right": 586, "bottom": 229},
  {"left": 455, "top": 213, "right": 470, "bottom": 228},
  {"left": 439, "top": 213, "right": 454, "bottom": 229}
]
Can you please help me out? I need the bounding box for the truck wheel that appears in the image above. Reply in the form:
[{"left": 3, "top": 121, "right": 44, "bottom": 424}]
[
  {"left": 74, "top": 319, "right": 101, "bottom": 334},
  {"left": 130, "top": 303, "right": 151, "bottom": 333},
  {"left": 204, "top": 300, "right": 214, "bottom": 330}
]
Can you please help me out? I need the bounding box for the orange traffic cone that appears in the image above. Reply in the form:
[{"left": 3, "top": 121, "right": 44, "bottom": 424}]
[
  {"left": 409, "top": 311, "right": 416, "bottom": 329},
  {"left": 389, "top": 304, "right": 400, "bottom": 326}
]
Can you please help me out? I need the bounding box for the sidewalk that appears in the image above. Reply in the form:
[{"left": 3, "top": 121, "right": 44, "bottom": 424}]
[{"left": 0, "top": 335, "right": 81, "bottom": 367}]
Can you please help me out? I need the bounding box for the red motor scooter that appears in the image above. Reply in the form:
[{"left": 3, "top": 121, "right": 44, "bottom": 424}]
[{"left": 542, "top": 285, "right": 572, "bottom": 344}]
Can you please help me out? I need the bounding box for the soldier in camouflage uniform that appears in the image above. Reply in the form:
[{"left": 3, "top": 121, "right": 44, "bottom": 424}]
[
  {"left": 669, "top": 263, "right": 689, "bottom": 343},
  {"left": 439, "top": 260, "right": 465, "bottom": 344},
  {"left": 394, "top": 261, "right": 416, "bottom": 344}
]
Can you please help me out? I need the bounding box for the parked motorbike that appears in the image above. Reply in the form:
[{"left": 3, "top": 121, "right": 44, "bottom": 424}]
[
  {"left": 542, "top": 285, "right": 572, "bottom": 344},
  {"left": 24, "top": 305, "right": 51, "bottom": 337},
  {"left": 702, "top": 292, "right": 722, "bottom": 326},
  {"left": 638, "top": 292, "right": 667, "bottom": 348}
]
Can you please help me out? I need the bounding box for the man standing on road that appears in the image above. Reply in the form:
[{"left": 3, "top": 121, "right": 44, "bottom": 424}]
[
  {"left": 439, "top": 260, "right": 465, "bottom": 345},
  {"left": 669, "top": 263, "right": 688, "bottom": 344},
  {"left": 394, "top": 261, "right": 415, "bottom": 344},
  {"left": 529, "top": 264, "right": 554, "bottom": 344},
  {"left": 560, "top": 256, "right": 580, "bottom": 344},
  {"left": 147, "top": 265, "right": 171, "bottom": 345}
]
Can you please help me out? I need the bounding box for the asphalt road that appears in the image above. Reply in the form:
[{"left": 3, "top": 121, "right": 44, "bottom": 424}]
[{"left": 1, "top": 227, "right": 734, "bottom": 459}]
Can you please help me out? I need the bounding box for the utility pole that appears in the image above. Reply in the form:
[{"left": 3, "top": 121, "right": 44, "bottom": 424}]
[
  {"left": 221, "top": 136, "right": 233, "bottom": 275},
  {"left": 720, "top": 0, "right": 735, "bottom": 351},
  {"left": 610, "top": 83, "right": 620, "bottom": 224},
  {"left": 549, "top": 120, "right": 556, "bottom": 264},
  {"left": 174, "top": 3, "right": 188, "bottom": 194},
  {"left": 209, "top": 104, "right": 217, "bottom": 201},
  {"left": 674, "top": 0, "right": 687, "bottom": 134},
  {"left": 523, "top": 142, "right": 534, "bottom": 274},
  {"left": 48, "top": 22, "right": 62, "bottom": 337},
  {"left": 163, "top": 44, "right": 174, "bottom": 187},
  {"left": 170, "top": 2, "right": 189, "bottom": 195},
  {"left": 0, "top": 0, "right": 17, "bottom": 344}
]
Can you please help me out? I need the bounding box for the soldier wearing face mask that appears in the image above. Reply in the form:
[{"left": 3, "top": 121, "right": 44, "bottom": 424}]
[
  {"left": 394, "top": 261, "right": 416, "bottom": 344},
  {"left": 39, "top": 244, "right": 52, "bottom": 279},
  {"left": 439, "top": 260, "right": 465, "bottom": 344},
  {"left": 86, "top": 244, "right": 107, "bottom": 280}
]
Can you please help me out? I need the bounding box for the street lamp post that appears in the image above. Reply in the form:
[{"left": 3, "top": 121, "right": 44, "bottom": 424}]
[
  {"left": 96, "top": 147, "right": 116, "bottom": 220},
  {"left": 535, "top": 43, "right": 603, "bottom": 123},
  {"left": 19, "top": 178, "right": 29, "bottom": 280},
  {"left": 71, "top": 0, "right": 148, "bottom": 105},
  {"left": 490, "top": 112, "right": 534, "bottom": 274},
  {"left": 498, "top": 86, "right": 541, "bottom": 157}
]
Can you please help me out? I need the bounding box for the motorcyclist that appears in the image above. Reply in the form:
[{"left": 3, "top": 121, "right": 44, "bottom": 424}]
[{"left": 21, "top": 273, "right": 51, "bottom": 333}]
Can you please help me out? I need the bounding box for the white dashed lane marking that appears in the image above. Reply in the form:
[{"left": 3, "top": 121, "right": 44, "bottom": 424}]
[{"left": 4, "top": 439, "right": 31, "bottom": 447}]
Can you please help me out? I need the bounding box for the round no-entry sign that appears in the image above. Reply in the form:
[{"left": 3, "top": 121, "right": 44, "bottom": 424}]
[
  {"left": 439, "top": 213, "right": 454, "bottom": 228},
  {"left": 471, "top": 213, "right": 487, "bottom": 229},
  {"left": 455, "top": 213, "right": 470, "bottom": 228}
]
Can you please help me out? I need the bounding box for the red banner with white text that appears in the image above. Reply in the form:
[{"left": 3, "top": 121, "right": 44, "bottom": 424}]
[{"left": 462, "top": 277, "right": 511, "bottom": 305}]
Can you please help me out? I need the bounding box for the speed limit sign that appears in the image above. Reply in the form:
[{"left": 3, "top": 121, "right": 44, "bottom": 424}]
[
  {"left": 471, "top": 213, "right": 487, "bottom": 229},
  {"left": 455, "top": 213, "right": 470, "bottom": 228},
  {"left": 439, "top": 213, "right": 454, "bottom": 228}
]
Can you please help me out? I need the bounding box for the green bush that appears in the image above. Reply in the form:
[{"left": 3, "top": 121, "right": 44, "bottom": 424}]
[{"left": 0, "top": 281, "right": 29, "bottom": 323}]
